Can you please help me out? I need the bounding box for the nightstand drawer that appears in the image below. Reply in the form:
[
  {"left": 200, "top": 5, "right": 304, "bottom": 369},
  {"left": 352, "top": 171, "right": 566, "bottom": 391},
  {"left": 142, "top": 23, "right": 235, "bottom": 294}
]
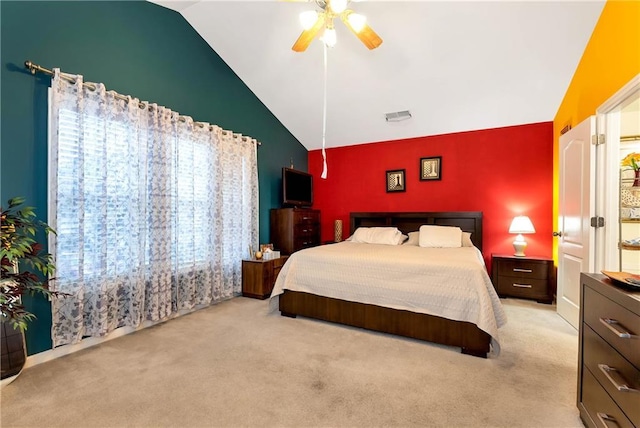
[
  {"left": 242, "top": 256, "right": 289, "bottom": 299},
  {"left": 496, "top": 277, "right": 549, "bottom": 299},
  {"left": 491, "top": 254, "right": 554, "bottom": 304},
  {"left": 497, "top": 260, "right": 548, "bottom": 279},
  {"left": 272, "top": 256, "right": 287, "bottom": 269}
]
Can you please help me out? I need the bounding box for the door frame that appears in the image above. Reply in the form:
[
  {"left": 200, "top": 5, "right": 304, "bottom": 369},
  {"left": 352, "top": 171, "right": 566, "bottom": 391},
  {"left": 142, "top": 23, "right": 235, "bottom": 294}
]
[{"left": 596, "top": 74, "right": 640, "bottom": 271}]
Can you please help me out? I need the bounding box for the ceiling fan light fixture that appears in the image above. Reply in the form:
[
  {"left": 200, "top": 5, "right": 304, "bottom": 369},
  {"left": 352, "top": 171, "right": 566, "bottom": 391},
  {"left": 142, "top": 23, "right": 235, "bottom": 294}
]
[
  {"left": 346, "top": 12, "right": 366, "bottom": 33},
  {"left": 329, "top": 0, "right": 348, "bottom": 15},
  {"left": 299, "top": 10, "right": 319, "bottom": 30},
  {"left": 321, "top": 26, "right": 337, "bottom": 48}
]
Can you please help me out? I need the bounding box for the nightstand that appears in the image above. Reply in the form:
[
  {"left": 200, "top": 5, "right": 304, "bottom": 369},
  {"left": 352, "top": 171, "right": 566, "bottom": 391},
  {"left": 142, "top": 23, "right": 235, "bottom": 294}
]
[
  {"left": 491, "top": 254, "right": 555, "bottom": 304},
  {"left": 242, "top": 256, "right": 289, "bottom": 299}
]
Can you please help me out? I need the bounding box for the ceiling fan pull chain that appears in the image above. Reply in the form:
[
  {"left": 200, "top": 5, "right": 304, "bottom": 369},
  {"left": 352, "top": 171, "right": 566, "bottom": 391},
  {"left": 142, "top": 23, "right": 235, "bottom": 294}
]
[{"left": 321, "top": 41, "right": 328, "bottom": 179}]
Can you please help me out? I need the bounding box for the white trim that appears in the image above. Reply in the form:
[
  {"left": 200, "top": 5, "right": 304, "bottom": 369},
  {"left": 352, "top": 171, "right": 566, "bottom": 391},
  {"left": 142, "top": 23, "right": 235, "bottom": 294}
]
[
  {"left": 595, "top": 74, "right": 640, "bottom": 271},
  {"left": 596, "top": 74, "right": 640, "bottom": 115}
]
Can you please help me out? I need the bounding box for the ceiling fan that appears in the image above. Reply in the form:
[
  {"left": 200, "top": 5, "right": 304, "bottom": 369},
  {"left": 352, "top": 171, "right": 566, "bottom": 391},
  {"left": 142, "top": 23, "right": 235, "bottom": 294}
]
[{"left": 291, "top": 0, "right": 383, "bottom": 52}]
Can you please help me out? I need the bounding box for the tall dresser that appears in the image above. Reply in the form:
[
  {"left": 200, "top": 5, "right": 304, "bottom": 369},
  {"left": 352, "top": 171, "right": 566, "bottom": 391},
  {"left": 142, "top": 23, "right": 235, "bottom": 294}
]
[
  {"left": 578, "top": 273, "right": 640, "bottom": 428},
  {"left": 270, "top": 208, "right": 321, "bottom": 255}
]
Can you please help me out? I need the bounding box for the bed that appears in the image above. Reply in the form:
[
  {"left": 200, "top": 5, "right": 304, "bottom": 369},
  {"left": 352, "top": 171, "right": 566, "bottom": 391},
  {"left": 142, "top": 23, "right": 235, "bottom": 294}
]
[{"left": 269, "top": 211, "right": 507, "bottom": 358}]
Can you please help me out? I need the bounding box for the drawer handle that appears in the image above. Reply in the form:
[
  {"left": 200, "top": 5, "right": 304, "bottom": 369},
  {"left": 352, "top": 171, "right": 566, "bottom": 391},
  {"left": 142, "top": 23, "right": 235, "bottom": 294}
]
[
  {"left": 598, "top": 364, "right": 639, "bottom": 393},
  {"left": 302, "top": 217, "right": 312, "bottom": 220},
  {"left": 599, "top": 318, "right": 638, "bottom": 339},
  {"left": 596, "top": 413, "right": 618, "bottom": 428},
  {"left": 512, "top": 283, "right": 532, "bottom": 288},
  {"left": 513, "top": 268, "right": 533, "bottom": 273}
]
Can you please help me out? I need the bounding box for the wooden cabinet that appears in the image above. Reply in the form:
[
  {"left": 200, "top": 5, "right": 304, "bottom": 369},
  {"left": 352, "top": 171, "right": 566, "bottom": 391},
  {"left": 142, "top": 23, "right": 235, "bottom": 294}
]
[
  {"left": 578, "top": 273, "right": 640, "bottom": 428},
  {"left": 270, "top": 208, "right": 320, "bottom": 255},
  {"left": 491, "top": 254, "right": 554, "bottom": 304},
  {"left": 242, "top": 256, "right": 288, "bottom": 299}
]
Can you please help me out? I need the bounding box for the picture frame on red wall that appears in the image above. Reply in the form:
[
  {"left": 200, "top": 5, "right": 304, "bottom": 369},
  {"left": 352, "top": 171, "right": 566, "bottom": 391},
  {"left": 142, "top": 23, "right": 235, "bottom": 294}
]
[
  {"left": 420, "top": 156, "right": 442, "bottom": 181},
  {"left": 386, "top": 169, "right": 406, "bottom": 192}
]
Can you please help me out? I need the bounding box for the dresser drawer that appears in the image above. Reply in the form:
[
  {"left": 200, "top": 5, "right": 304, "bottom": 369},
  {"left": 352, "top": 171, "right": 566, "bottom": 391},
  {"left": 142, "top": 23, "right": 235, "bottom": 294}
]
[
  {"left": 294, "top": 210, "right": 320, "bottom": 224},
  {"left": 294, "top": 236, "right": 319, "bottom": 250},
  {"left": 496, "top": 277, "right": 549, "bottom": 299},
  {"left": 294, "top": 223, "right": 318, "bottom": 236},
  {"left": 583, "top": 325, "right": 640, "bottom": 425},
  {"left": 582, "top": 367, "right": 634, "bottom": 428},
  {"left": 497, "top": 260, "right": 548, "bottom": 279},
  {"left": 583, "top": 286, "right": 640, "bottom": 368}
]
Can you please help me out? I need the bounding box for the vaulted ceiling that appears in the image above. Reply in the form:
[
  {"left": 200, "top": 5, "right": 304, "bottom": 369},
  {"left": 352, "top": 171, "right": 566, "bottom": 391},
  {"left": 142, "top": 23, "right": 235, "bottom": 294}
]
[{"left": 150, "top": 0, "right": 605, "bottom": 150}]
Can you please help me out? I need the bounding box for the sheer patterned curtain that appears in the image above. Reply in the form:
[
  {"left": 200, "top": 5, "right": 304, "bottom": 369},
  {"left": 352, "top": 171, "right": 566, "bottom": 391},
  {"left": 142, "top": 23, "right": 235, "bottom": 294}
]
[{"left": 49, "top": 69, "right": 258, "bottom": 347}]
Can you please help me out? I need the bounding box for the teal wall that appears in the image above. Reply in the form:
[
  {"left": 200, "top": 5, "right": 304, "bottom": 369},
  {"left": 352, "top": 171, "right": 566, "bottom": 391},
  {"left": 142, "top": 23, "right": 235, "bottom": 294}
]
[{"left": 1, "top": 0, "right": 308, "bottom": 355}]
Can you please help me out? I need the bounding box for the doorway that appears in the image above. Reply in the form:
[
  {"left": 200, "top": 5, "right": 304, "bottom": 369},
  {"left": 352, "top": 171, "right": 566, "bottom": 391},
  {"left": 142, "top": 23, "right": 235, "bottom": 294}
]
[{"left": 556, "top": 74, "right": 640, "bottom": 329}]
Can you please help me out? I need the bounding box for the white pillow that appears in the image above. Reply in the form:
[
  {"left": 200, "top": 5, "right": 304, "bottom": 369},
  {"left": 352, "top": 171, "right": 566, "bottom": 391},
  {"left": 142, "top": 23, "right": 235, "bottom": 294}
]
[
  {"left": 419, "top": 225, "right": 462, "bottom": 248},
  {"left": 462, "top": 232, "right": 474, "bottom": 247},
  {"left": 404, "top": 229, "right": 473, "bottom": 247},
  {"left": 350, "top": 227, "right": 405, "bottom": 245}
]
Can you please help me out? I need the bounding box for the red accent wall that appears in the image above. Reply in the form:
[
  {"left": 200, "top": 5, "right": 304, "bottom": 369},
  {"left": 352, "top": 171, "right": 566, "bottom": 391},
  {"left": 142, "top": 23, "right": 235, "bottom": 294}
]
[{"left": 308, "top": 122, "right": 553, "bottom": 273}]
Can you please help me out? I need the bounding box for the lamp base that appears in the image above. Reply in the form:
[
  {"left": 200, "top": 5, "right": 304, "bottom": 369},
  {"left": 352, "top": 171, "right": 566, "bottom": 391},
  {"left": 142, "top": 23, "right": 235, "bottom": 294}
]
[{"left": 513, "top": 239, "right": 527, "bottom": 257}]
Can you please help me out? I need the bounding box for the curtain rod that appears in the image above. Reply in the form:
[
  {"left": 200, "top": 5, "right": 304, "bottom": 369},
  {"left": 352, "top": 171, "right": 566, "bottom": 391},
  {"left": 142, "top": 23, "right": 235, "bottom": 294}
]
[{"left": 24, "top": 60, "right": 261, "bottom": 146}]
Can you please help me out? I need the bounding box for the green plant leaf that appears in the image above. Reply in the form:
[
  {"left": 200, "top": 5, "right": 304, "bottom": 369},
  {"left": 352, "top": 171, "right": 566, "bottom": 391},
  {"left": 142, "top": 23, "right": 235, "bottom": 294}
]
[{"left": 1, "top": 197, "right": 60, "bottom": 329}]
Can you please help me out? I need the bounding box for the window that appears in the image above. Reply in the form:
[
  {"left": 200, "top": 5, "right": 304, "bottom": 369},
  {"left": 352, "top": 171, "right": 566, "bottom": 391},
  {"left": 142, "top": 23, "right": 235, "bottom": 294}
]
[{"left": 49, "top": 71, "right": 258, "bottom": 346}]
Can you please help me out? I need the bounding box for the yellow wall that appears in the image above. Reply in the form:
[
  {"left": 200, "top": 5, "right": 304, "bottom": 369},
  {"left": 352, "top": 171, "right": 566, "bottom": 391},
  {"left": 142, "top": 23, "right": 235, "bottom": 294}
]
[{"left": 553, "top": 0, "right": 640, "bottom": 261}]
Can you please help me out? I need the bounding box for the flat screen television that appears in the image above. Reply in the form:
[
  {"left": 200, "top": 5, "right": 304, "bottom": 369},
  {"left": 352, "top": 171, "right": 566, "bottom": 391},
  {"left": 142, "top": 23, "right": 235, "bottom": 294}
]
[{"left": 282, "top": 167, "right": 313, "bottom": 207}]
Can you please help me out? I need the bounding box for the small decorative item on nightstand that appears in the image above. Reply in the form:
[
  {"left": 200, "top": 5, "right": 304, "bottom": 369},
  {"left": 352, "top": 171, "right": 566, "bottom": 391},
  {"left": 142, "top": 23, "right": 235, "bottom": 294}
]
[{"left": 491, "top": 254, "right": 554, "bottom": 304}]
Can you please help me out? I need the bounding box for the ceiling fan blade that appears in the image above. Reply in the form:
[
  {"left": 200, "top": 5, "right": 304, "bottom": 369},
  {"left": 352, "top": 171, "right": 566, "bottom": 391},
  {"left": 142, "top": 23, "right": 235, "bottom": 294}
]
[
  {"left": 292, "top": 15, "right": 326, "bottom": 52},
  {"left": 356, "top": 24, "right": 383, "bottom": 50},
  {"left": 341, "top": 12, "right": 383, "bottom": 50}
]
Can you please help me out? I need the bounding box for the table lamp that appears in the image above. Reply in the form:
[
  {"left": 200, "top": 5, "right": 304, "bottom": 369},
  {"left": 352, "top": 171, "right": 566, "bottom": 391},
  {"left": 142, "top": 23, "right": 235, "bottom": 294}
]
[{"left": 509, "top": 215, "right": 535, "bottom": 257}]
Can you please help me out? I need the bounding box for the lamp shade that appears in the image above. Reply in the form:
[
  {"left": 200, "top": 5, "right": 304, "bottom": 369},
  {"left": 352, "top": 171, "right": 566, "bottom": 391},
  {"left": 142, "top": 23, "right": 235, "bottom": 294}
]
[
  {"left": 509, "top": 215, "right": 535, "bottom": 257},
  {"left": 509, "top": 216, "right": 535, "bottom": 234}
]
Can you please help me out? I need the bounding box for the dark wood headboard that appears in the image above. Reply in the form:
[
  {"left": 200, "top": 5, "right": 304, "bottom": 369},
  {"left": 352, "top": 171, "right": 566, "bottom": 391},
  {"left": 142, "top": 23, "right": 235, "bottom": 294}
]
[{"left": 350, "top": 211, "right": 483, "bottom": 252}]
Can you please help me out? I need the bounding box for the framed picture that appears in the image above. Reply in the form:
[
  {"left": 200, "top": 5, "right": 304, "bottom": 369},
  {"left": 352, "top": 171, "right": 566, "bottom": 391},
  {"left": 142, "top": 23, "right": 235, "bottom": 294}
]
[
  {"left": 386, "top": 169, "right": 406, "bottom": 192},
  {"left": 420, "top": 156, "right": 442, "bottom": 181}
]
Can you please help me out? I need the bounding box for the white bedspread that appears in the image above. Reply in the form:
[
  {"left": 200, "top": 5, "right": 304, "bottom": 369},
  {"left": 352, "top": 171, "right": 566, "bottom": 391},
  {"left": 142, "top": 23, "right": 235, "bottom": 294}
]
[{"left": 269, "top": 242, "right": 507, "bottom": 354}]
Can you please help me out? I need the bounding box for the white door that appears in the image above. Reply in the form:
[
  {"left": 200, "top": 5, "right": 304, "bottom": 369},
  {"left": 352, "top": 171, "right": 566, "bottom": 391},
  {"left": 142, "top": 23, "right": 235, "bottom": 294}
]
[{"left": 557, "top": 117, "right": 596, "bottom": 329}]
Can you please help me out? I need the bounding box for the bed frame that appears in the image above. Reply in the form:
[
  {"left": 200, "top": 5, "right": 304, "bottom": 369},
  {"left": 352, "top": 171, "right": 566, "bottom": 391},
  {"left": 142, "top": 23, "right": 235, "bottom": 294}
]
[{"left": 278, "top": 211, "right": 491, "bottom": 358}]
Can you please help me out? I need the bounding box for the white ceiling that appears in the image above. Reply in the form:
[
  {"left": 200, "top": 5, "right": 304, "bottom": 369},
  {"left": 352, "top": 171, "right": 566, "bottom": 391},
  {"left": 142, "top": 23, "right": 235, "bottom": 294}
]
[{"left": 150, "top": 0, "right": 606, "bottom": 150}]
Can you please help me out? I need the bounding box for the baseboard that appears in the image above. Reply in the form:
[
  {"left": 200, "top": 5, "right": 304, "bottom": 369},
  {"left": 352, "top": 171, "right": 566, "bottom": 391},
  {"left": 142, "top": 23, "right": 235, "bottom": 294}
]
[
  {"left": 25, "top": 322, "right": 152, "bottom": 369},
  {"left": 24, "top": 303, "right": 211, "bottom": 369}
]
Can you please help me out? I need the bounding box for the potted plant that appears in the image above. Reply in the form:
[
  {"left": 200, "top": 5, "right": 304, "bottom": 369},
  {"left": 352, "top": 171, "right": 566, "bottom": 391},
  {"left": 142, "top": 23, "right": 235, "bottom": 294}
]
[
  {"left": 1, "top": 197, "right": 58, "bottom": 383},
  {"left": 621, "top": 152, "right": 640, "bottom": 187}
]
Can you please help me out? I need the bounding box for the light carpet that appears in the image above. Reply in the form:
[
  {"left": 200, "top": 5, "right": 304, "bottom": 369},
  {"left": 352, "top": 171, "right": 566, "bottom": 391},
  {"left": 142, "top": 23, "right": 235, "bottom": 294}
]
[{"left": 1, "top": 297, "right": 581, "bottom": 427}]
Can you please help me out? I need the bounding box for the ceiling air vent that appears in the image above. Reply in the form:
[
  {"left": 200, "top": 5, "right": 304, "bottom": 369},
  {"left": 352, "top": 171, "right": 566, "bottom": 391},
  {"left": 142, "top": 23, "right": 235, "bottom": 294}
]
[{"left": 385, "top": 110, "right": 412, "bottom": 122}]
